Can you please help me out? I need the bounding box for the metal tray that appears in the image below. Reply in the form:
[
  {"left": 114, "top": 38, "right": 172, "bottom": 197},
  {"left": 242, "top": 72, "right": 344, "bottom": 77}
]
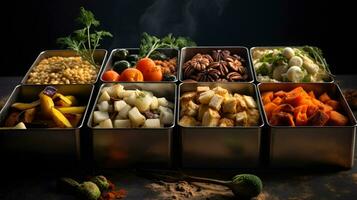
[
  {"left": 258, "top": 83, "right": 356, "bottom": 168},
  {"left": 0, "top": 84, "right": 94, "bottom": 167},
  {"left": 179, "top": 82, "right": 264, "bottom": 168},
  {"left": 88, "top": 83, "right": 177, "bottom": 168},
  {"left": 179, "top": 46, "right": 254, "bottom": 83},
  {"left": 100, "top": 48, "right": 179, "bottom": 83},
  {"left": 21, "top": 49, "right": 108, "bottom": 85},
  {"left": 250, "top": 46, "right": 334, "bottom": 83}
]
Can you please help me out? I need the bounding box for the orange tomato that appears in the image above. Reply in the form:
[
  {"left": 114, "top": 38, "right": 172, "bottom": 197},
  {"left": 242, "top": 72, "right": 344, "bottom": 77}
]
[
  {"left": 102, "top": 70, "right": 120, "bottom": 82},
  {"left": 136, "top": 58, "right": 163, "bottom": 81},
  {"left": 119, "top": 68, "right": 144, "bottom": 82}
]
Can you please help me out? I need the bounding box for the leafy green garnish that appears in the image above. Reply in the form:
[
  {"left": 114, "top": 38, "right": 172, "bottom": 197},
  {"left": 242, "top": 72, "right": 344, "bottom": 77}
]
[
  {"left": 301, "top": 46, "right": 332, "bottom": 76},
  {"left": 256, "top": 63, "right": 271, "bottom": 76},
  {"left": 259, "top": 52, "right": 287, "bottom": 67},
  {"left": 139, "top": 32, "right": 196, "bottom": 58},
  {"left": 57, "top": 7, "right": 112, "bottom": 67}
]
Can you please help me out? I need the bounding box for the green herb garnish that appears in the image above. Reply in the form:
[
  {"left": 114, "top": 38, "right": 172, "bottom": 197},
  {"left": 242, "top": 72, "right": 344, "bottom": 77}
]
[
  {"left": 139, "top": 32, "right": 196, "bottom": 58},
  {"left": 57, "top": 7, "right": 112, "bottom": 67}
]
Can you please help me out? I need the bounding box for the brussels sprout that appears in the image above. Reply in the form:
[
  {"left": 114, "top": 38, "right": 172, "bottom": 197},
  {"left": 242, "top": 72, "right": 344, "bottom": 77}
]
[
  {"left": 78, "top": 181, "right": 101, "bottom": 200},
  {"left": 113, "top": 49, "right": 129, "bottom": 61},
  {"left": 150, "top": 52, "right": 168, "bottom": 60},
  {"left": 90, "top": 175, "right": 110, "bottom": 191},
  {"left": 113, "top": 60, "right": 131, "bottom": 74},
  {"left": 231, "top": 174, "right": 263, "bottom": 199},
  {"left": 126, "top": 54, "right": 139, "bottom": 62}
]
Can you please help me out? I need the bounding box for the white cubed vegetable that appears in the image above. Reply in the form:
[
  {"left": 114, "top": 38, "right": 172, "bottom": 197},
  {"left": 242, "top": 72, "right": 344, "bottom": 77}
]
[
  {"left": 118, "top": 104, "right": 132, "bottom": 119},
  {"left": 99, "top": 119, "right": 113, "bottom": 128},
  {"left": 159, "top": 106, "right": 174, "bottom": 125},
  {"left": 119, "top": 90, "right": 135, "bottom": 98},
  {"left": 282, "top": 47, "right": 294, "bottom": 59},
  {"left": 150, "top": 96, "right": 159, "bottom": 110},
  {"left": 97, "top": 101, "right": 110, "bottom": 112},
  {"left": 114, "top": 119, "right": 131, "bottom": 128},
  {"left": 143, "top": 119, "right": 161, "bottom": 128},
  {"left": 289, "top": 56, "right": 303, "bottom": 67},
  {"left": 135, "top": 95, "right": 153, "bottom": 112},
  {"left": 158, "top": 97, "right": 169, "bottom": 107},
  {"left": 128, "top": 107, "right": 146, "bottom": 127},
  {"left": 98, "top": 91, "right": 111, "bottom": 103},
  {"left": 124, "top": 93, "right": 137, "bottom": 106},
  {"left": 114, "top": 100, "right": 127, "bottom": 112},
  {"left": 93, "top": 111, "right": 109, "bottom": 124},
  {"left": 112, "top": 84, "right": 125, "bottom": 97}
]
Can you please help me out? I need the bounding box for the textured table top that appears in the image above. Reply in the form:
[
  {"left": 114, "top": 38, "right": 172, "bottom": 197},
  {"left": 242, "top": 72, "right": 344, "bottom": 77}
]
[{"left": 0, "top": 76, "right": 356, "bottom": 200}]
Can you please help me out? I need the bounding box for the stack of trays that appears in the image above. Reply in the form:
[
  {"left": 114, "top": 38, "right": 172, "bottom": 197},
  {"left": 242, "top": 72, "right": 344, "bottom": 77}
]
[{"left": 0, "top": 46, "right": 355, "bottom": 169}]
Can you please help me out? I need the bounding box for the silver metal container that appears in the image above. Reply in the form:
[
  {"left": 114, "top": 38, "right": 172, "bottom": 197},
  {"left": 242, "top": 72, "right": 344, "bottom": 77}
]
[
  {"left": 100, "top": 48, "right": 179, "bottom": 83},
  {"left": 88, "top": 83, "right": 177, "bottom": 168},
  {"left": 250, "top": 46, "right": 334, "bottom": 83},
  {"left": 258, "top": 83, "right": 356, "bottom": 168},
  {"left": 21, "top": 49, "right": 108, "bottom": 85},
  {"left": 179, "top": 46, "right": 254, "bottom": 83},
  {"left": 0, "top": 84, "right": 94, "bottom": 166},
  {"left": 179, "top": 82, "right": 264, "bottom": 168}
]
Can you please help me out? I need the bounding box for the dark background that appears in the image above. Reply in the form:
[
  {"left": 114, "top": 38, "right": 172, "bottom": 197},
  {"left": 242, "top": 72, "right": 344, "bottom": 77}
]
[{"left": 1, "top": 0, "right": 356, "bottom": 76}]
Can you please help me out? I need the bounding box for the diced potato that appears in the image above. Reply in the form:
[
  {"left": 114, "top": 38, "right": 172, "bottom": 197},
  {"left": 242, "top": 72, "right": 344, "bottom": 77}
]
[
  {"left": 179, "top": 115, "right": 197, "bottom": 127},
  {"left": 234, "top": 94, "right": 248, "bottom": 111},
  {"left": 143, "top": 119, "right": 161, "bottom": 128},
  {"left": 180, "top": 92, "right": 197, "bottom": 101},
  {"left": 243, "top": 95, "right": 257, "bottom": 109},
  {"left": 114, "top": 100, "right": 127, "bottom": 112},
  {"left": 198, "top": 90, "right": 215, "bottom": 104},
  {"left": 159, "top": 106, "right": 174, "bottom": 125},
  {"left": 97, "top": 101, "right": 110, "bottom": 112},
  {"left": 93, "top": 111, "right": 109, "bottom": 124},
  {"left": 150, "top": 96, "right": 159, "bottom": 110},
  {"left": 236, "top": 111, "right": 248, "bottom": 126},
  {"left": 99, "top": 119, "right": 113, "bottom": 128},
  {"left": 202, "top": 108, "right": 220, "bottom": 127},
  {"left": 118, "top": 105, "right": 132, "bottom": 119},
  {"left": 119, "top": 90, "right": 136, "bottom": 98},
  {"left": 158, "top": 97, "right": 170, "bottom": 107},
  {"left": 98, "top": 91, "right": 111, "bottom": 103},
  {"left": 209, "top": 94, "right": 224, "bottom": 110},
  {"left": 218, "top": 118, "right": 235, "bottom": 127},
  {"left": 124, "top": 93, "right": 137, "bottom": 106},
  {"left": 128, "top": 107, "right": 146, "bottom": 127},
  {"left": 112, "top": 84, "right": 125, "bottom": 97},
  {"left": 181, "top": 100, "right": 199, "bottom": 117},
  {"left": 114, "top": 119, "right": 131, "bottom": 128},
  {"left": 198, "top": 104, "right": 209, "bottom": 121},
  {"left": 196, "top": 86, "right": 210, "bottom": 93},
  {"left": 222, "top": 98, "right": 237, "bottom": 114},
  {"left": 212, "top": 86, "right": 228, "bottom": 96},
  {"left": 135, "top": 94, "right": 153, "bottom": 112}
]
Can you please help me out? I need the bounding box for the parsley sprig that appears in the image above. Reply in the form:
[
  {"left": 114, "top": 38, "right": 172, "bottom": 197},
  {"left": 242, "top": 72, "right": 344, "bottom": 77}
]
[
  {"left": 57, "top": 7, "right": 112, "bottom": 67},
  {"left": 139, "top": 32, "right": 196, "bottom": 58}
]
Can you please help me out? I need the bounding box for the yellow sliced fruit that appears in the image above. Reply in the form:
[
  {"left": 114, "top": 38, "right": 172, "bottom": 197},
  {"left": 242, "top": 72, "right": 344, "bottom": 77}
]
[
  {"left": 53, "top": 93, "right": 72, "bottom": 107},
  {"left": 11, "top": 100, "right": 40, "bottom": 110},
  {"left": 65, "top": 96, "right": 78, "bottom": 106},
  {"left": 56, "top": 106, "right": 86, "bottom": 114},
  {"left": 51, "top": 107, "right": 72, "bottom": 128},
  {"left": 40, "top": 93, "right": 54, "bottom": 119}
]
